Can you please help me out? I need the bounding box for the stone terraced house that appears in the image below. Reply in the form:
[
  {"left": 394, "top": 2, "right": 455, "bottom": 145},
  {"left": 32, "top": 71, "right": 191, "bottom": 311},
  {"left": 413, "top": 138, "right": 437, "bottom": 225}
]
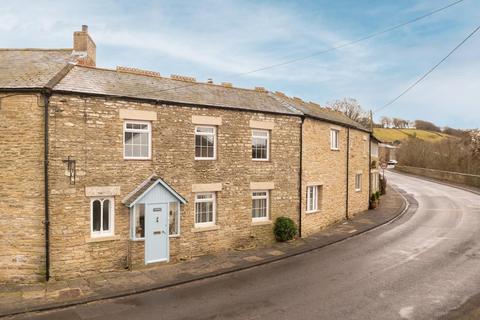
[{"left": 0, "top": 26, "right": 371, "bottom": 284}]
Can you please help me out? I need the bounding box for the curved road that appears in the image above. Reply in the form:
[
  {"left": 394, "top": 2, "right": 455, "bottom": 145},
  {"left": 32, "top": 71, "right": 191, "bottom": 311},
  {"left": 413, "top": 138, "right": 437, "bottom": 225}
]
[{"left": 16, "top": 172, "right": 480, "bottom": 320}]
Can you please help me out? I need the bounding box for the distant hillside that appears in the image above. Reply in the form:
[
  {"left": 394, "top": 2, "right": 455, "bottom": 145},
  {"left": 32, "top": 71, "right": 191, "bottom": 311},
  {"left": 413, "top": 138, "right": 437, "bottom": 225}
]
[{"left": 373, "top": 128, "right": 453, "bottom": 143}]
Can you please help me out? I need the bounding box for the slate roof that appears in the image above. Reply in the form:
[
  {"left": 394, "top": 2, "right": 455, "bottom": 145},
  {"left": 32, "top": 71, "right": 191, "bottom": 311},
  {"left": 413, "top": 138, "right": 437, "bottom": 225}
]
[
  {"left": 0, "top": 49, "right": 75, "bottom": 89},
  {"left": 272, "top": 93, "right": 370, "bottom": 132},
  {"left": 53, "top": 65, "right": 301, "bottom": 116},
  {"left": 0, "top": 49, "right": 367, "bottom": 129},
  {"left": 122, "top": 174, "right": 187, "bottom": 207}
]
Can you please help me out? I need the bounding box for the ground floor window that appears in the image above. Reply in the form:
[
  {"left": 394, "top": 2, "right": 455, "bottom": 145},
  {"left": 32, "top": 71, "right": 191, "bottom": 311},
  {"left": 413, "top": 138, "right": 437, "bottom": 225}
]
[
  {"left": 306, "top": 185, "right": 322, "bottom": 213},
  {"left": 371, "top": 173, "right": 379, "bottom": 192},
  {"left": 195, "top": 192, "right": 215, "bottom": 227},
  {"left": 169, "top": 202, "right": 180, "bottom": 235},
  {"left": 252, "top": 191, "right": 269, "bottom": 221},
  {"left": 131, "top": 204, "right": 145, "bottom": 239},
  {"left": 91, "top": 197, "right": 114, "bottom": 237},
  {"left": 355, "top": 174, "right": 362, "bottom": 191}
]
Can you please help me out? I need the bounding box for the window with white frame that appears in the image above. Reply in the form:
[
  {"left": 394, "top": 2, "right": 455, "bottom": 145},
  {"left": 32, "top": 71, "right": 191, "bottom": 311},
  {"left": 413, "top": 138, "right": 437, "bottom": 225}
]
[
  {"left": 91, "top": 198, "right": 114, "bottom": 237},
  {"left": 306, "top": 185, "right": 321, "bottom": 213},
  {"left": 252, "top": 129, "right": 269, "bottom": 160},
  {"left": 131, "top": 202, "right": 180, "bottom": 240},
  {"left": 252, "top": 191, "right": 269, "bottom": 221},
  {"left": 131, "top": 203, "right": 145, "bottom": 240},
  {"left": 194, "top": 192, "right": 215, "bottom": 227},
  {"left": 330, "top": 129, "right": 339, "bottom": 150},
  {"left": 124, "top": 121, "right": 151, "bottom": 159},
  {"left": 371, "top": 173, "right": 379, "bottom": 192},
  {"left": 195, "top": 126, "right": 216, "bottom": 159},
  {"left": 371, "top": 142, "right": 379, "bottom": 157},
  {"left": 355, "top": 174, "right": 362, "bottom": 191},
  {"left": 169, "top": 202, "right": 180, "bottom": 236}
]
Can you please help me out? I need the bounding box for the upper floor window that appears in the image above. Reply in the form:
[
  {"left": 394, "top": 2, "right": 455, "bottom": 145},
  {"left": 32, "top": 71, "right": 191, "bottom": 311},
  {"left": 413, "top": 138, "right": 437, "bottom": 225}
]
[
  {"left": 330, "top": 129, "right": 339, "bottom": 150},
  {"left": 195, "top": 126, "right": 216, "bottom": 160},
  {"left": 91, "top": 198, "right": 114, "bottom": 237},
  {"left": 252, "top": 191, "right": 269, "bottom": 221},
  {"left": 124, "top": 121, "right": 151, "bottom": 159},
  {"left": 355, "top": 174, "right": 362, "bottom": 191},
  {"left": 252, "top": 129, "right": 269, "bottom": 160},
  {"left": 195, "top": 192, "right": 216, "bottom": 227}
]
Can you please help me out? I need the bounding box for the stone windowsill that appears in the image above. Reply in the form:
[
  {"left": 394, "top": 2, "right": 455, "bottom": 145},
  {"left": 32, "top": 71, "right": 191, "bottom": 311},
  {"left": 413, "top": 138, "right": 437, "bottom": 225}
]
[
  {"left": 86, "top": 235, "right": 121, "bottom": 243},
  {"left": 191, "top": 225, "right": 220, "bottom": 233},
  {"left": 251, "top": 220, "right": 272, "bottom": 226},
  {"left": 306, "top": 210, "right": 320, "bottom": 215}
]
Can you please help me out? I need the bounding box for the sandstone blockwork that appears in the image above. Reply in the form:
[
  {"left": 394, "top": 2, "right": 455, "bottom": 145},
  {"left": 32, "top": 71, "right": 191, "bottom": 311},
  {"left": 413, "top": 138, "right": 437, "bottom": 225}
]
[
  {"left": 0, "top": 92, "right": 371, "bottom": 284},
  {"left": 300, "top": 119, "right": 369, "bottom": 237},
  {"left": 0, "top": 94, "right": 46, "bottom": 283}
]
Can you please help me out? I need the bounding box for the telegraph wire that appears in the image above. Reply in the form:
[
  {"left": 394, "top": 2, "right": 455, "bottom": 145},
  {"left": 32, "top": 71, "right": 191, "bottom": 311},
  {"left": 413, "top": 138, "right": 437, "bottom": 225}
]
[
  {"left": 374, "top": 24, "right": 480, "bottom": 114},
  {"left": 133, "top": 0, "right": 465, "bottom": 96}
]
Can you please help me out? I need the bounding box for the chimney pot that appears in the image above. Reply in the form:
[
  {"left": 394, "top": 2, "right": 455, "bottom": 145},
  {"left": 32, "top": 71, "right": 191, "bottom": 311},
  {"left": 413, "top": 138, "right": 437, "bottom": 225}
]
[{"left": 73, "top": 25, "right": 96, "bottom": 67}]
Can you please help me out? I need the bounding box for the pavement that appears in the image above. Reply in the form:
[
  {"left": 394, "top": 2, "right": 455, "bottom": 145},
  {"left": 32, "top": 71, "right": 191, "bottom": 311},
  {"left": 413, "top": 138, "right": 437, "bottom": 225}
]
[{"left": 0, "top": 181, "right": 407, "bottom": 318}]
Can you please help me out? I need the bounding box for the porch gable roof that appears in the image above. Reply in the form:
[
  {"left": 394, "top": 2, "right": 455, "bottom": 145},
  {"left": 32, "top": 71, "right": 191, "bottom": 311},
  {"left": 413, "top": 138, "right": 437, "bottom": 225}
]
[{"left": 122, "top": 174, "right": 187, "bottom": 207}]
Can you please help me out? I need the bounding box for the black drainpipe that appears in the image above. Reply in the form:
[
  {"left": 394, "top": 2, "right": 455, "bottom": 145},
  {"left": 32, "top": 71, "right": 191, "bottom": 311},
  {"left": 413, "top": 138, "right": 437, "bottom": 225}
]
[
  {"left": 345, "top": 128, "right": 350, "bottom": 220},
  {"left": 298, "top": 116, "right": 305, "bottom": 238},
  {"left": 43, "top": 91, "right": 51, "bottom": 282}
]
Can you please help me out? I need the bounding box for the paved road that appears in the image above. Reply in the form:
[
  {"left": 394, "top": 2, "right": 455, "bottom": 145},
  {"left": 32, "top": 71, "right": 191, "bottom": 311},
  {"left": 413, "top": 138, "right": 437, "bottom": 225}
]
[{"left": 15, "top": 172, "right": 480, "bottom": 320}]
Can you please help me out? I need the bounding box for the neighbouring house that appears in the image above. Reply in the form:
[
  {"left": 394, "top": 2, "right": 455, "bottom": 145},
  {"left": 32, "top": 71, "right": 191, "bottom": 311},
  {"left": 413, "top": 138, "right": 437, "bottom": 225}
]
[
  {"left": 272, "top": 95, "right": 370, "bottom": 236},
  {"left": 378, "top": 142, "right": 398, "bottom": 164},
  {"left": 0, "top": 26, "right": 370, "bottom": 284}
]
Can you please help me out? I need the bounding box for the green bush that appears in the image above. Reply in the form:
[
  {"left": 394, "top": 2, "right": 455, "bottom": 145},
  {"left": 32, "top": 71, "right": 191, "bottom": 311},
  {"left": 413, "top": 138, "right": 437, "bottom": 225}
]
[
  {"left": 374, "top": 191, "right": 380, "bottom": 200},
  {"left": 274, "top": 217, "right": 298, "bottom": 242}
]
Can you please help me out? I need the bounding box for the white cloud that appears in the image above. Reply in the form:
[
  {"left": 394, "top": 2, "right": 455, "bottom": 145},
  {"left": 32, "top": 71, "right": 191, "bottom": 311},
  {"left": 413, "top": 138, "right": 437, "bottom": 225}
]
[{"left": 0, "top": 0, "right": 478, "bottom": 128}]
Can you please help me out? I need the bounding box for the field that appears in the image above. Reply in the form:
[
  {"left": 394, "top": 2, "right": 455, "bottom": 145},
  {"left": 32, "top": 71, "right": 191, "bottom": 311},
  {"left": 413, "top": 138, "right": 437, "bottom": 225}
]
[{"left": 373, "top": 128, "right": 453, "bottom": 143}]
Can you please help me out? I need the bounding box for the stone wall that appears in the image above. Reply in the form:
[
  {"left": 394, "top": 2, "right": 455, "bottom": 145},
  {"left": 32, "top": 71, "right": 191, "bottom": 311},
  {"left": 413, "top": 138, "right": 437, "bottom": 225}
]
[
  {"left": 47, "top": 93, "right": 302, "bottom": 280},
  {"left": 300, "top": 119, "right": 370, "bottom": 236},
  {"left": 0, "top": 91, "right": 371, "bottom": 283},
  {"left": 0, "top": 93, "right": 45, "bottom": 284},
  {"left": 348, "top": 129, "right": 370, "bottom": 217},
  {"left": 301, "top": 119, "right": 347, "bottom": 236},
  {"left": 396, "top": 166, "right": 480, "bottom": 189}
]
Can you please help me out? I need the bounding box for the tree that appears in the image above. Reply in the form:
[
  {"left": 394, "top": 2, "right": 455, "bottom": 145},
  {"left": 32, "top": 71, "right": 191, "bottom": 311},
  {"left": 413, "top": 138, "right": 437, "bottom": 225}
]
[
  {"left": 392, "top": 118, "right": 409, "bottom": 128},
  {"left": 442, "top": 127, "right": 467, "bottom": 138},
  {"left": 414, "top": 120, "right": 441, "bottom": 132},
  {"left": 327, "top": 98, "right": 367, "bottom": 123},
  {"left": 380, "top": 116, "right": 391, "bottom": 128}
]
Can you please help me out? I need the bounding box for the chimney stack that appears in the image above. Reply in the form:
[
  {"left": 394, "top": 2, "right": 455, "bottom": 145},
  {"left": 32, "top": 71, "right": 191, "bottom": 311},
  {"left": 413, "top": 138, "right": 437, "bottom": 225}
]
[{"left": 73, "top": 25, "right": 96, "bottom": 67}]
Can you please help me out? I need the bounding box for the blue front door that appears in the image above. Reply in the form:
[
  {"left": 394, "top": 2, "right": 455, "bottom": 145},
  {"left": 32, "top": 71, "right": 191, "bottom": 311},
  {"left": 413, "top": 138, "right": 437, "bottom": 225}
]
[{"left": 145, "top": 203, "right": 169, "bottom": 264}]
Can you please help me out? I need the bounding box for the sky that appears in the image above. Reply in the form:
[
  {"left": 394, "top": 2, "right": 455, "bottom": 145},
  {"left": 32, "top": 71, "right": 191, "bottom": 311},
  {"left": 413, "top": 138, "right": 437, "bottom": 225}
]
[{"left": 1, "top": 0, "right": 479, "bottom": 128}]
